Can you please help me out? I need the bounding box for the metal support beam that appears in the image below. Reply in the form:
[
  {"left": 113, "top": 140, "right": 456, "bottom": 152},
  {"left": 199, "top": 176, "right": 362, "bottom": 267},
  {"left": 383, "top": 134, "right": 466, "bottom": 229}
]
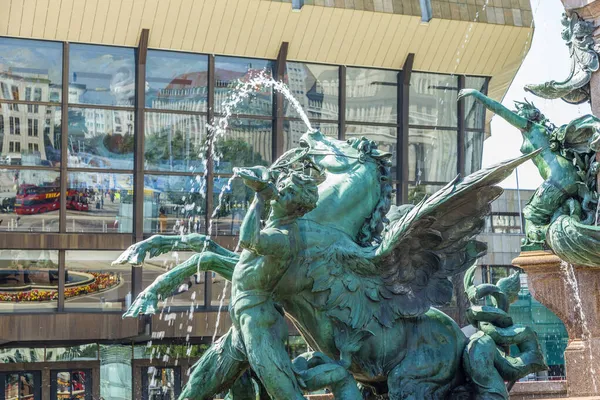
[
  {"left": 339, "top": 66, "right": 346, "bottom": 140},
  {"left": 59, "top": 42, "right": 69, "bottom": 233},
  {"left": 133, "top": 29, "right": 149, "bottom": 298},
  {"left": 134, "top": 29, "right": 149, "bottom": 244},
  {"left": 398, "top": 53, "right": 414, "bottom": 204},
  {"left": 205, "top": 54, "right": 216, "bottom": 308},
  {"left": 274, "top": 42, "right": 289, "bottom": 161},
  {"left": 457, "top": 75, "right": 466, "bottom": 177},
  {"left": 57, "top": 250, "right": 65, "bottom": 311}
]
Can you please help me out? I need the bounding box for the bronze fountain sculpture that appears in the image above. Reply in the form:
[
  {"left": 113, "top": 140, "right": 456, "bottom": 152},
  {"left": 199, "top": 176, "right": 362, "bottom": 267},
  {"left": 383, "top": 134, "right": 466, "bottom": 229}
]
[{"left": 114, "top": 128, "right": 546, "bottom": 399}]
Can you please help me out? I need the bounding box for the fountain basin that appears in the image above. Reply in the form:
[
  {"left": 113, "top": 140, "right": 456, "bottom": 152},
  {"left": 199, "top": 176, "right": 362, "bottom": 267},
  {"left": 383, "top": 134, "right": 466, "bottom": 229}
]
[
  {"left": 0, "top": 269, "right": 94, "bottom": 291},
  {"left": 513, "top": 250, "right": 600, "bottom": 397},
  {"left": 0, "top": 271, "right": 120, "bottom": 302}
]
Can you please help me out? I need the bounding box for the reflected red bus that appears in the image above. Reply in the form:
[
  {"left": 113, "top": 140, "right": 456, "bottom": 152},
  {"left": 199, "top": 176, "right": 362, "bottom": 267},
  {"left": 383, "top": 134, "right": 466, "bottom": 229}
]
[{"left": 15, "top": 184, "right": 90, "bottom": 214}]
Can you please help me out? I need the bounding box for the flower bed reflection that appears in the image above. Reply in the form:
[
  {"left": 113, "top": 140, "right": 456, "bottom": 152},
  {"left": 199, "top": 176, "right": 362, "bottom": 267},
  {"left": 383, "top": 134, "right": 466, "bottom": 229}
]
[{"left": 0, "top": 272, "right": 120, "bottom": 302}]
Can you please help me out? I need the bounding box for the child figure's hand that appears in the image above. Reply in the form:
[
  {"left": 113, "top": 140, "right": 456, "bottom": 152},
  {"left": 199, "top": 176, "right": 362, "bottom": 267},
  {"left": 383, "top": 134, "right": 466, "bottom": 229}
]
[{"left": 234, "top": 166, "right": 277, "bottom": 199}]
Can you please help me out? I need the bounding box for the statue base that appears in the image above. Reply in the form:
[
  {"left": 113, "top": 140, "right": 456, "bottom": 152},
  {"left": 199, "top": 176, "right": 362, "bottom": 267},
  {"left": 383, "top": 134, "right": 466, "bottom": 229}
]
[{"left": 513, "top": 250, "right": 600, "bottom": 397}]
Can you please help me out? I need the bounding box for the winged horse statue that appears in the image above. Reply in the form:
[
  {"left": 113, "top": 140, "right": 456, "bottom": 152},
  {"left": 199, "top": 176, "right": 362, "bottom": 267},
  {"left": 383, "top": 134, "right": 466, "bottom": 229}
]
[{"left": 114, "top": 130, "right": 546, "bottom": 399}]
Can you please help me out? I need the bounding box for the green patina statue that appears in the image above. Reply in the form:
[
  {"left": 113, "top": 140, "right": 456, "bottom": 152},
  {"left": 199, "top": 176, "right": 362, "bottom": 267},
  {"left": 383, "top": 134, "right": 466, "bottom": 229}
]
[
  {"left": 525, "top": 12, "right": 599, "bottom": 104},
  {"left": 115, "top": 131, "right": 546, "bottom": 399},
  {"left": 458, "top": 89, "right": 600, "bottom": 267}
]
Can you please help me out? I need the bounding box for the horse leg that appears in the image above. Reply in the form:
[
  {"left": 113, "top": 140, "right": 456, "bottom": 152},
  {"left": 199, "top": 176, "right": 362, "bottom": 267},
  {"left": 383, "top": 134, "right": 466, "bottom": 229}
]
[{"left": 179, "top": 328, "right": 250, "bottom": 400}]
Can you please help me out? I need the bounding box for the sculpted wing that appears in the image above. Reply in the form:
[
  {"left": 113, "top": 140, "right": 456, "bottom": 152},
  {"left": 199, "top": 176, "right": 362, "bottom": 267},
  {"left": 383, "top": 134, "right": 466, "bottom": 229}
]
[
  {"left": 370, "top": 151, "right": 539, "bottom": 320},
  {"left": 307, "top": 152, "right": 539, "bottom": 329}
]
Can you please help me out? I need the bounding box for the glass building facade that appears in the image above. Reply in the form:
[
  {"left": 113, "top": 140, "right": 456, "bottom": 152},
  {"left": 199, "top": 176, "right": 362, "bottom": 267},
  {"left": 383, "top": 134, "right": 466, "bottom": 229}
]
[{"left": 0, "top": 36, "right": 488, "bottom": 399}]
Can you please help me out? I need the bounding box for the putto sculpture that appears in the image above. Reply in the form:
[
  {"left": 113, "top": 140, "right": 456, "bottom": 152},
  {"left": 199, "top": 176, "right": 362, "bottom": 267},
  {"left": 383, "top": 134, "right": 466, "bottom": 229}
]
[
  {"left": 115, "top": 131, "right": 546, "bottom": 399},
  {"left": 458, "top": 89, "right": 600, "bottom": 267}
]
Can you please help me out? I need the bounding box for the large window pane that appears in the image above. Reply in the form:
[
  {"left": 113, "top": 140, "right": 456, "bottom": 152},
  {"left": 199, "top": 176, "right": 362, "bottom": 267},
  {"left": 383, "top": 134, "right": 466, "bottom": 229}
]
[
  {"left": 212, "top": 176, "right": 252, "bottom": 236},
  {"left": 0, "top": 38, "right": 63, "bottom": 103},
  {"left": 69, "top": 44, "right": 135, "bottom": 107},
  {"left": 144, "top": 174, "right": 206, "bottom": 235},
  {"left": 45, "top": 344, "right": 99, "bottom": 362},
  {"left": 283, "top": 120, "right": 338, "bottom": 152},
  {"left": 64, "top": 251, "right": 131, "bottom": 311},
  {"left": 66, "top": 172, "right": 133, "bottom": 233},
  {"left": 409, "top": 72, "right": 458, "bottom": 127},
  {"left": 407, "top": 183, "right": 446, "bottom": 205},
  {"left": 285, "top": 62, "right": 339, "bottom": 120},
  {"left": 214, "top": 57, "right": 274, "bottom": 116},
  {"left": 0, "top": 249, "right": 58, "bottom": 312},
  {"left": 346, "top": 125, "right": 397, "bottom": 179},
  {"left": 143, "top": 367, "right": 180, "bottom": 400},
  {"left": 465, "top": 131, "right": 484, "bottom": 175},
  {"left": 142, "top": 252, "right": 205, "bottom": 309},
  {"left": 0, "top": 169, "right": 60, "bottom": 232},
  {"left": 464, "top": 76, "right": 487, "bottom": 130},
  {"left": 145, "top": 113, "right": 206, "bottom": 172},
  {"left": 408, "top": 128, "right": 457, "bottom": 183},
  {"left": 0, "top": 348, "right": 45, "bottom": 363},
  {"left": 213, "top": 118, "right": 272, "bottom": 174},
  {"left": 68, "top": 108, "right": 134, "bottom": 170},
  {"left": 0, "top": 105, "right": 61, "bottom": 167},
  {"left": 146, "top": 51, "right": 208, "bottom": 112},
  {"left": 346, "top": 67, "right": 397, "bottom": 124}
]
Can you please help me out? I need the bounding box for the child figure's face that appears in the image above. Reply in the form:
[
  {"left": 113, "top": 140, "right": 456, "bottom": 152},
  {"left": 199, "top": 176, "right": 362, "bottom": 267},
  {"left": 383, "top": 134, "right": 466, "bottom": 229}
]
[{"left": 271, "top": 174, "right": 318, "bottom": 218}]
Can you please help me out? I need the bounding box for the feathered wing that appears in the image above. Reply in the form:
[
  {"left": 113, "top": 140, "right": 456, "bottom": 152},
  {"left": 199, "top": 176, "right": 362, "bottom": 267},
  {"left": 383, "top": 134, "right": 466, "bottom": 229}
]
[
  {"left": 372, "top": 151, "right": 539, "bottom": 315},
  {"left": 306, "top": 152, "right": 539, "bottom": 330}
]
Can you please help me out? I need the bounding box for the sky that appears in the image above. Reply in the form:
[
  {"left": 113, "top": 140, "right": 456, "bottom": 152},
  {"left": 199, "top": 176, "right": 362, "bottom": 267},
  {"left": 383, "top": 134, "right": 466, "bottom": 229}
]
[{"left": 481, "top": 0, "right": 592, "bottom": 189}]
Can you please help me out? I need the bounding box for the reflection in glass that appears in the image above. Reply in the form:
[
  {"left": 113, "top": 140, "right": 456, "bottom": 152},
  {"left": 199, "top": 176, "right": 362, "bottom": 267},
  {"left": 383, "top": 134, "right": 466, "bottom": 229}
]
[
  {"left": 69, "top": 44, "right": 135, "bottom": 106},
  {"left": 407, "top": 183, "right": 445, "bottom": 205},
  {"left": 465, "top": 131, "right": 484, "bottom": 175},
  {"left": 46, "top": 344, "right": 98, "bottom": 362},
  {"left": 283, "top": 120, "right": 338, "bottom": 152},
  {"left": 213, "top": 119, "right": 272, "bottom": 173},
  {"left": 215, "top": 56, "right": 274, "bottom": 115},
  {"left": 66, "top": 172, "right": 134, "bottom": 233},
  {"left": 0, "top": 105, "right": 61, "bottom": 166},
  {"left": 409, "top": 72, "right": 458, "bottom": 127},
  {"left": 285, "top": 62, "right": 339, "bottom": 119},
  {"left": 99, "top": 344, "right": 132, "bottom": 400},
  {"left": 464, "top": 76, "right": 487, "bottom": 130},
  {"left": 144, "top": 175, "right": 206, "bottom": 235},
  {"left": 0, "top": 169, "right": 60, "bottom": 232},
  {"left": 212, "top": 176, "right": 252, "bottom": 236},
  {"left": 346, "top": 67, "right": 397, "bottom": 124},
  {"left": 346, "top": 125, "right": 397, "bottom": 179},
  {"left": 146, "top": 50, "right": 208, "bottom": 111},
  {"left": 145, "top": 367, "right": 178, "bottom": 400},
  {"left": 5, "top": 373, "right": 18, "bottom": 400},
  {"left": 0, "top": 249, "right": 58, "bottom": 312},
  {"left": 211, "top": 271, "right": 231, "bottom": 307},
  {"left": 144, "top": 113, "right": 206, "bottom": 172},
  {"left": 0, "top": 348, "right": 45, "bottom": 363},
  {"left": 68, "top": 108, "right": 134, "bottom": 169},
  {"left": 65, "top": 251, "right": 130, "bottom": 311},
  {"left": 20, "top": 373, "right": 34, "bottom": 399},
  {"left": 408, "top": 129, "right": 457, "bottom": 183},
  {"left": 141, "top": 252, "right": 204, "bottom": 308},
  {"left": 54, "top": 370, "right": 88, "bottom": 400},
  {"left": 0, "top": 37, "right": 63, "bottom": 102}
]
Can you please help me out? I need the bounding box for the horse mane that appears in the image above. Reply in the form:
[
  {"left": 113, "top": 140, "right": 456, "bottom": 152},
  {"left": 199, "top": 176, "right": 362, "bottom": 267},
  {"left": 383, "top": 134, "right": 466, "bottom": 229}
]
[{"left": 350, "top": 138, "right": 394, "bottom": 247}]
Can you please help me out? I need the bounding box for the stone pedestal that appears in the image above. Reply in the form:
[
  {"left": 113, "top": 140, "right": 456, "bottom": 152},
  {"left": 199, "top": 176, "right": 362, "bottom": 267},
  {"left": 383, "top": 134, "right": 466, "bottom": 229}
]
[{"left": 513, "top": 250, "right": 600, "bottom": 397}]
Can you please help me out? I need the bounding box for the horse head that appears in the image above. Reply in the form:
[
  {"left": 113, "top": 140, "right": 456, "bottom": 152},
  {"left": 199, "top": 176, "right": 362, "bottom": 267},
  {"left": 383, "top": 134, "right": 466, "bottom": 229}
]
[{"left": 279, "top": 130, "right": 393, "bottom": 246}]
